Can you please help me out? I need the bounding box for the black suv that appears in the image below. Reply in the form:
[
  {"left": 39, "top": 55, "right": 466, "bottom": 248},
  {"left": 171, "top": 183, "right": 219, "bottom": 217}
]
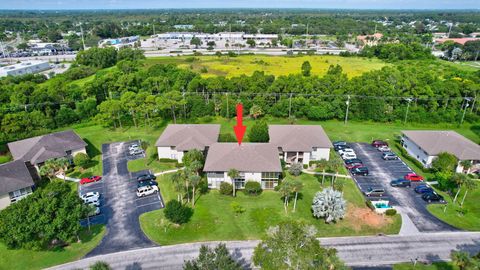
[
  {"left": 422, "top": 192, "right": 445, "bottom": 203},
  {"left": 137, "top": 174, "right": 157, "bottom": 182},
  {"left": 390, "top": 178, "right": 411, "bottom": 187},
  {"left": 350, "top": 167, "right": 369, "bottom": 176},
  {"left": 344, "top": 158, "right": 362, "bottom": 165},
  {"left": 138, "top": 180, "right": 158, "bottom": 188}
]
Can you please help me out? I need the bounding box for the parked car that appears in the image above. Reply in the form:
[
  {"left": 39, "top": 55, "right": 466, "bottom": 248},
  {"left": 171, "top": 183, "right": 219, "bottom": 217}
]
[
  {"left": 333, "top": 141, "right": 347, "bottom": 147},
  {"left": 363, "top": 187, "right": 385, "bottom": 197},
  {"left": 404, "top": 173, "right": 424, "bottom": 181},
  {"left": 422, "top": 192, "right": 445, "bottom": 203},
  {"left": 344, "top": 158, "right": 362, "bottom": 165},
  {"left": 334, "top": 144, "right": 349, "bottom": 151},
  {"left": 342, "top": 153, "right": 357, "bottom": 160},
  {"left": 350, "top": 166, "right": 369, "bottom": 176},
  {"left": 129, "top": 143, "right": 141, "bottom": 151},
  {"left": 338, "top": 148, "right": 355, "bottom": 155},
  {"left": 138, "top": 180, "right": 158, "bottom": 188},
  {"left": 371, "top": 140, "right": 388, "bottom": 148},
  {"left": 80, "top": 175, "right": 102, "bottom": 185},
  {"left": 377, "top": 145, "right": 391, "bottom": 152},
  {"left": 80, "top": 192, "right": 100, "bottom": 203},
  {"left": 137, "top": 174, "right": 157, "bottom": 181},
  {"left": 382, "top": 152, "right": 398, "bottom": 160},
  {"left": 85, "top": 200, "right": 100, "bottom": 207},
  {"left": 136, "top": 185, "right": 159, "bottom": 197},
  {"left": 415, "top": 185, "right": 434, "bottom": 194},
  {"left": 129, "top": 149, "right": 144, "bottom": 156},
  {"left": 346, "top": 163, "right": 363, "bottom": 169},
  {"left": 390, "top": 178, "right": 411, "bottom": 187}
]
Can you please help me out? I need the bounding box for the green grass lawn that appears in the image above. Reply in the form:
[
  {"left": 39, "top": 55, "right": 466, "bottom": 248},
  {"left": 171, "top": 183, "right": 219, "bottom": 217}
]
[
  {"left": 393, "top": 262, "right": 457, "bottom": 270},
  {"left": 140, "top": 173, "right": 401, "bottom": 245},
  {"left": 0, "top": 225, "right": 105, "bottom": 270},
  {"left": 145, "top": 55, "right": 388, "bottom": 78}
]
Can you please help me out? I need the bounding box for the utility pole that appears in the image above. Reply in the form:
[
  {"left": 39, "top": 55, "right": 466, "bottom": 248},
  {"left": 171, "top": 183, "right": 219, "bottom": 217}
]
[
  {"left": 288, "top": 93, "right": 293, "bottom": 118},
  {"left": 226, "top": 92, "right": 229, "bottom": 118},
  {"left": 460, "top": 97, "right": 471, "bottom": 125},
  {"left": 344, "top": 95, "right": 350, "bottom": 125},
  {"left": 404, "top": 97, "right": 413, "bottom": 124}
]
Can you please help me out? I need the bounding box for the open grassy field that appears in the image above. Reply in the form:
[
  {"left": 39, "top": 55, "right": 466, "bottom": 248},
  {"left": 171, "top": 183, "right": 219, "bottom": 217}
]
[
  {"left": 393, "top": 262, "right": 457, "bottom": 270},
  {"left": 144, "top": 55, "right": 388, "bottom": 78},
  {"left": 140, "top": 173, "right": 401, "bottom": 245},
  {"left": 0, "top": 225, "right": 105, "bottom": 270}
]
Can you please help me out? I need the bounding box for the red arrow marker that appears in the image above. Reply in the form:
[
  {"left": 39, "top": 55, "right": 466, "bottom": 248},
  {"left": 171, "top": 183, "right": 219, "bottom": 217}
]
[{"left": 233, "top": 103, "right": 246, "bottom": 145}]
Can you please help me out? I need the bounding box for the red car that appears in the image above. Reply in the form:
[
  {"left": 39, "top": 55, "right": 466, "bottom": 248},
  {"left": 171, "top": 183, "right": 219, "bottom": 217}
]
[
  {"left": 80, "top": 176, "right": 102, "bottom": 185},
  {"left": 371, "top": 140, "right": 389, "bottom": 148},
  {"left": 346, "top": 163, "right": 363, "bottom": 169},
  {"left": 404, "top": 173, "right": 424, "bottom": 181}
]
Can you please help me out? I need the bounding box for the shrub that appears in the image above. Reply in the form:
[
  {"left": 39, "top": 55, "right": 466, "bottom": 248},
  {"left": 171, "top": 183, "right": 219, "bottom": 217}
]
[
  {"left": 385, "top": 209, "right": 397, "bottom": 216},
  {"left": 248, "top": 120, "right": 269, "bottom": 142},
  {"left": 198, "top": 179, "right": 209, "bottom": 194},
  {"left": 164, "top": 200, "right": 193, "bottom": 224},
  {"left": 303, "top": 164, "right": 308, "bottom": 169},
  {"left": 230, "top": 202, "right": 245, "bottom": 215},
  {"left": 218, "top": 133, "right": 236, "bottom": 142},
  {"left": 244, "top": 181, "right": 262, "bottom": 196},
  {"left": 159, "top": 158, "right": 178, "bottom": 163},
  {"left": 219, "top": 182, "right": 233, "bottom": 196},
  {"left": 288, "top": 162, "right": 303, "bottom": 176},
  {"left": 73, "top": 153, "right": 91, "bottom": 169},
  {"left": 90, "top": 261, "right": 111, "bottom": 270}
]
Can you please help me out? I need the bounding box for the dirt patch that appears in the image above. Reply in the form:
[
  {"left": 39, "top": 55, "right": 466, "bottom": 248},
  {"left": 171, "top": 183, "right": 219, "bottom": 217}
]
[{"left": 346, "top": 205, "right": 392, "bottom": 230}]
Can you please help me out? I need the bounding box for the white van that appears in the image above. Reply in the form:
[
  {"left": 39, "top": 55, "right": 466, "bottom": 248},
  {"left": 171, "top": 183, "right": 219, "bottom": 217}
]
[{"left": 136, "top": 185, "right": 159, "bottom": 197}]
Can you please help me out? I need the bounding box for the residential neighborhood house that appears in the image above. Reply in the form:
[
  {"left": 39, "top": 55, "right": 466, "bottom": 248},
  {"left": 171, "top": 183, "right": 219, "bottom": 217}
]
[
  {"left": 0, "top": 130, "right": 87, "bottom": 210},
  {"left": 155, "top": 124, "right": 220, "bottom": 163},
  {"left": 401, "top": 130, "right": 480, "bottom": 173},
  {"left": 203, "top": 143, "right": 282, "bottom": 189},
  {"left": 268, "top": 125, "right": 332, "bottom": 165}
]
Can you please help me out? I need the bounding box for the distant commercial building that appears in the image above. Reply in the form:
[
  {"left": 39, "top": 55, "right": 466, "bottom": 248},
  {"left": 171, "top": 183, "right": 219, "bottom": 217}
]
[
  {"left": 0, "top": 61, "right": 51, "bottom": 77},
  {"left": 99, "top": 36, "right": 139, "bottom": 49},
  {"left": 434, "top": 38, "right": 479, "bottom": 46},
  {"left": 156, "top": 32, "right": 278, "bottom": 42},
  {"left": 356, "top": 33, "right": 383, "bottom": 47}
]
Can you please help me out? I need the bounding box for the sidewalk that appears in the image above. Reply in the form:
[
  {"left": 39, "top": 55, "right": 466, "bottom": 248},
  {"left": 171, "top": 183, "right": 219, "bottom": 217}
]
[
  {"left": 55, "top": 173, "right": 80, "bottom": 182},
  {"left": 302, "top": 169, "right": 352, "bottom": 179},
  {"left": 153, "top": 167, "right": 184, "bottom": 176}
]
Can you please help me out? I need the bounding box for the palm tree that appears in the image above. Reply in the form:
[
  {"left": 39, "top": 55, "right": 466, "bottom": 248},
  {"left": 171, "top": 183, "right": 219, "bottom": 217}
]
[
  {"left": 228, "top": 168, "right": 240, "bottom": 197},
  {"left": 171, "top": 171, "right": 184, "bottom": 203},
  {"left": 278, "top": 179, "right": 293, "bottom": 213},
  {"left": 451, "top": 173, "right": 468, "bottom": 204},
  {"left": 316, "top": 159, "right": 329, "bottom": 186},
  {"left": 460, "top": 177, "right": 477, "bottom": 207},
  {"left": 460, "top": 160, "right": 472, "bottom": 173},
  {"left": 451, "top": 251, "right": 473, "bottom": 270},
  {"left": 189, "top": 174, "right": 201, "bottom": 207},
  {"left": 291, "top": 179, "right": 303, "bottom": 212},
  {"left": 329, "top": 158, "right": 344, "bottom": 187}
]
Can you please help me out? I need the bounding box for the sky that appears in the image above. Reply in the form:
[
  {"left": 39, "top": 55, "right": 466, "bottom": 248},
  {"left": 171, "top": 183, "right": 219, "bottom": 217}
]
[{"left": 0, "top": 0, "right": 479, "bottom": 10}]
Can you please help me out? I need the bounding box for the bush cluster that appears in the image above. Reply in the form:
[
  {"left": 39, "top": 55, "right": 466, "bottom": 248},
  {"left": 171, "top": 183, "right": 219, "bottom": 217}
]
[
  {"left": 385, "top": 209, "right": 397, "bottom": 216},
  {"left": 244, "top": 181, "right": 262, "bottom": 196},
  {"left": 164, "top": 200, "right": 193, "bottom": 224},
  {"left": 219, "top": 182, "right": 233, "bottom": 196}
]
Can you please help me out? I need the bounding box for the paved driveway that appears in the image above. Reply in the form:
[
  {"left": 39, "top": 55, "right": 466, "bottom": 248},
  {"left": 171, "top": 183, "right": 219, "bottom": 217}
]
[
  {"left": 86, "top": 141, "right": 164, "bottom": 256},
  {"left": 350, "top": 143, "right": 457, "bottom": 232}
]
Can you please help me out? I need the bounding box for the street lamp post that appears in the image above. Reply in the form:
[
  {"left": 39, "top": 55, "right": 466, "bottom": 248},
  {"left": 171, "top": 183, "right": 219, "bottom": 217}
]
[
  {"left": 344, "top": 95, "right": 350, "bottom": 125},
  {"left": 404, "top": 97, "right": 413, "bottom": 124}
]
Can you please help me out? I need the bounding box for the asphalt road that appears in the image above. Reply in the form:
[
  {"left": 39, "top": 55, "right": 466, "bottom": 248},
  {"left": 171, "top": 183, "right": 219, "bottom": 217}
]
[
  {"left": 86, "top": 141, "right": 163, "bottom": 256},
  {"left": 48, "top": 232, "right": 480, "bottom": 269},
  {"left": 350, "top": 143, "right": 457, "bottom": 232}
]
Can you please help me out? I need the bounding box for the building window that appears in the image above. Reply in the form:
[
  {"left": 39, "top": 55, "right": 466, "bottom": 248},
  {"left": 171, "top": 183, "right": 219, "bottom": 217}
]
[
  {"left": 9, "top": 187, "right": 33, "bottom": 203},
  {"left": 261, "top": 180, "right": 277, "bottom": 189},
  {"left": 234, "top": 179, "right": 245, "bottom": 189}
]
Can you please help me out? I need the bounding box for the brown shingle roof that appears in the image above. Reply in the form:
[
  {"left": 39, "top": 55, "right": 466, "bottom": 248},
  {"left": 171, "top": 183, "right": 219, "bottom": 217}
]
[
  {"left": 0, "top": 160, "right": 35, "bottom": 195},
  {"left": 155, "top": 124, "right": 220, "bottom": 151},
  {"left": 402, "top": 130, "right": 480, "bottom": 160},
  {"left": 7, "top": 130, "right": 87, "bottom": 164},
  {"left": 268, "top": 125, "right": 332, "bottom": 152},
  {"left": 203, "top": 143, "right": 282, "bottom": 173}
]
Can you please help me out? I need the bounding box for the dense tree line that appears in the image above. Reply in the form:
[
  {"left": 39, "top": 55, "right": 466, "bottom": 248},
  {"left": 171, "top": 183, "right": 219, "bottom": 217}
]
[
  {"left": 0, "top": 48, "right": 479, "bottom": 144},
  {"left": 360, "top": 42, "right": 434, "bottom": 61}
]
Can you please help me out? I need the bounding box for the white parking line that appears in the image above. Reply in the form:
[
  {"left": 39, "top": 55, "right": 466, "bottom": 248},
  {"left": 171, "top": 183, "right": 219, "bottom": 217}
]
[{"left": 136, "top": 200, "right": 161, "bottom": 209}]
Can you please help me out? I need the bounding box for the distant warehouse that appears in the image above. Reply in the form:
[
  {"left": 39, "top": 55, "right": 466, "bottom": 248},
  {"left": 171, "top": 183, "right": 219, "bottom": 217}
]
[{"left": 0, "top": 61, "right": 51, "bottom": 77}]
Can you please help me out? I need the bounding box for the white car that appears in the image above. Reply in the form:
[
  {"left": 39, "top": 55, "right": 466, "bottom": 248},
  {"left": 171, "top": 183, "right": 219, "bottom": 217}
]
[
  {"left": 339, "top": 148, "right": 355, "bottom": 156},
  {"left": 129, "top": 143, "right": 141, "bottom": 151},
  {"left": 342, "top": 153, "right": 357, "bottom": 160},
  {"left": 80, "top": 192, "right": 100, "bottom": 203},
  {"left": 377, "top": 145, "right": 391, "bottom": 152},
  {"left": 136, "top": 185, "right": 159, "bottom": 197}
]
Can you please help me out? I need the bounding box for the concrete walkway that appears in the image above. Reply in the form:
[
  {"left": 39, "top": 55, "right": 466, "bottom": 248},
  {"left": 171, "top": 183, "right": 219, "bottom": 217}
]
[
  {"left": 55, "top": 173, "right": 80, "bottom": 182},
  {"left": 396, "top": 207, "right": 420, "bottom": 235},
  {"left": 154, "top": 168, "right": 183, "bottom": 177},
  {"left": 302, "top": 169, "right": 352, "bottom": 179}
]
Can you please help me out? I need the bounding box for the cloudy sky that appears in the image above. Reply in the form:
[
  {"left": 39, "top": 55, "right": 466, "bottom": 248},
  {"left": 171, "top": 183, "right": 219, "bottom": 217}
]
[{"left": 0, "top": 0, "right": 478, "bottom": 10}]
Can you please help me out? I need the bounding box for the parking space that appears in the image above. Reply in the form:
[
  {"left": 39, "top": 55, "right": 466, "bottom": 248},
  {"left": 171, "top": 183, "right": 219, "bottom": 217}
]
[
  {"left": 347, "top": 143, "right": 457, "bottom": 232},
  {"left": 79, "top": 181, "right": 107, "bottom": 226},
  {"left": 85, "top": 140, "right": 163, "bottom": 256}
]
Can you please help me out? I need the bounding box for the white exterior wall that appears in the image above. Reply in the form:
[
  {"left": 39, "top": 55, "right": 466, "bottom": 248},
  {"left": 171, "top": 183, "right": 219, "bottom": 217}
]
[
  {"left": 302, "top": 152, "right": 310, "bottom": 165},
  {"left": 207, "top": 172, "right": 273, "bottom": 189},
  {"left": 157, "top": 146, "right": 184, "bottom": 162},
  {"left": 0, "top": 194, "right": 11, "bottom": 210},
  {"left": 402, "top": 136, "right": 436, "bottom": 168},
  {"left": 244, "top": 172, "right": 262, "bottom": 182},
  {"left": 310, "top": 148, "right": 330, "bottom": 161},
  {"left": 71, "top": 147, "right": 87, "bottom": 156}
]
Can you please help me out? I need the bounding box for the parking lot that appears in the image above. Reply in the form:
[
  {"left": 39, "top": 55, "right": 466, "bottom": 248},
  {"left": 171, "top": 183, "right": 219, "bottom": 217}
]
[
  {"left": 348, "top": 143, "right": 457, "bottom": 232},
  {"left": 79, "top": 140, "right": 164, "bottom": 256}
]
